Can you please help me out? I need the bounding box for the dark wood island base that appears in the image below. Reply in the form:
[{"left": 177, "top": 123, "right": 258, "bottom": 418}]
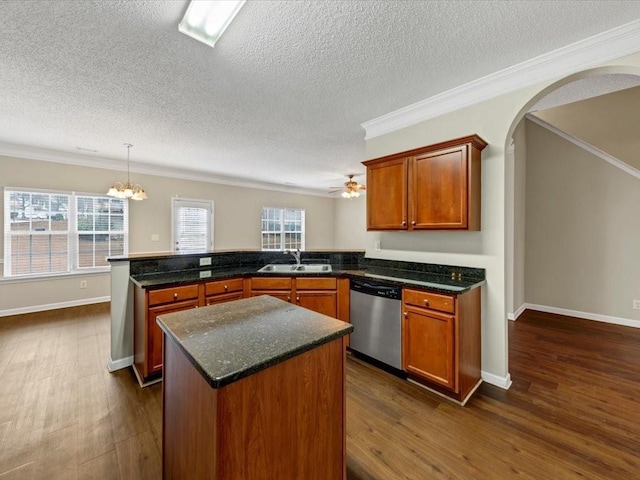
[{"left": 157, "top": 295, "right": 352, "bottom": 480}]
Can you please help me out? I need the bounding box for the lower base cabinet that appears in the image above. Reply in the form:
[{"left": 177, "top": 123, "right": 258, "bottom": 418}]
[
  {"left": 402, "top": 286, "right": 481, "bottom": 404},
  {"left": 249, "top": 276, "right": 349, "bottom": 322},
  {"left": 133, "top": 278, "right": 244, "bottom": 385},
  {"left": 134, "top": 275, "right": 351, "bottom": 385}
]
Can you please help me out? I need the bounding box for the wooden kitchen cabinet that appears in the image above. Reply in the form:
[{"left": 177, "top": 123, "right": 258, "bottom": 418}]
[
  {"left": 295, "top": 277, "right": 337, "bottom": 318},
  {"left": 402, "top": 286, "right": 481, "bottom": 404},
  {"left": 366, "top": 157, "right": 408, "bottom": 230},
  {"left": 249, "top": 276, "right": 348, "bottom": 322},
  {"left": 147, "top": 299, "right": 200, "bottom": 375},
  {"left": 134, "top": 283, "right": 201, "bottom": 384},
  {"left": 249, "top": 277, "right": 293, "bottom": 303},
  {"left": 134, "top": 277, "right": 245, "bottom": 385},
  {"left": 205, "top": 278, "right": 245, "bottom": 305},
  {"left": 364, "top": 134, "right": 487, "bottom": 231}
]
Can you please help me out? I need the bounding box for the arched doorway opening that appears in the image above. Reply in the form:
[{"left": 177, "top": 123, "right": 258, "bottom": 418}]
[{"left": 504, "top": 66, "right": 640, "bottom": 377}]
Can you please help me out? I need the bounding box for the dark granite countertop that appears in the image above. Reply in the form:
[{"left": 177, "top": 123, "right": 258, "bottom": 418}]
[
  {"left": 131, "top": 264, "right": 484, "bottom": 295},
  {"left": 156, "top": 295, "right": 353, "bottom": 388}
]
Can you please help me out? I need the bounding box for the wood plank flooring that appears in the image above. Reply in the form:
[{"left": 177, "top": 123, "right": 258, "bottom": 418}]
[{"left": 1, "top": 305, "right": 639, "bottom": 479}]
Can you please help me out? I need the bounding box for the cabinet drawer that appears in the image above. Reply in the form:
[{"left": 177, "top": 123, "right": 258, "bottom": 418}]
[
  {"left": 148, "top": 284, "right": 200, "bottom": 307},
  {"left": 205, "top": 278, "right": 243, "bottom": 296},
  {"left": 251, "top": 277, "right": 292, "bottom": 290},
  {"left": 295, "top": 277, "right": 336, "bottom": 290},
  {"left": 403, "top": 288, "right": 454, "bottom": 314}
]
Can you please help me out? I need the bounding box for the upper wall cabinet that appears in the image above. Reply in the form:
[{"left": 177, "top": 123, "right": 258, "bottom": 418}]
[{"left": 363, "top": 135, "right": 487, "bottom": 231}]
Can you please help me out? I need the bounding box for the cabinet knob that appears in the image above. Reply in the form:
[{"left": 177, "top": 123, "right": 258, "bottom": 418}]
[
  {"left": 411, "top": 220, "right": 416, "bottom": 225},
  {"left": 403, "top": 312, "right": 408, "bottom": 318},
  {"left": 173, "top": 293, "right": 178, "bottom": 299},
  {"left": 296, "top": 296, "right": 300, "bottom": 302},
  {"left": 401, "top": 221, "right": 407, "bottom": 226},
  {"left": 287, "top": 296, "right": 291, "bottom": 302},
  {"left": 423, "top": 299, "right": 429, "bottom": 306},
  {"left": 224, "top": 285, "right": 228, "bottom": 290}
]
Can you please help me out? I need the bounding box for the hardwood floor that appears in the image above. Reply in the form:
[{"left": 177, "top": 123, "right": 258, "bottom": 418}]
[{"left": 1, "top": 305, "right": 639, "bottom": 479}]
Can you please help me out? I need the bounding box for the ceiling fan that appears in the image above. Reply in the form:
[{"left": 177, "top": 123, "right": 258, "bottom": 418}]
[{"left": 330, "top": 174, "right": 366, "bottom": 198}]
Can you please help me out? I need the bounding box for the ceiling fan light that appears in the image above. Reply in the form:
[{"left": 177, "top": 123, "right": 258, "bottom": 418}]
[{"left": 341, "top": 191, "right": 350, "bottom": 198}]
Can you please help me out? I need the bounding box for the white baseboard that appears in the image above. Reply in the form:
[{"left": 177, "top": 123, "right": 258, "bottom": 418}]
[
  {"left": 507, "top": 303, "right": 527, "bottom": 321},
  {"left": 482, "top": 370, "right": 512, "bottom": 390},
  {"left": 0, "top": 296, "right": 111, "bottom": 318},
  {"left": 525, "top": 303, "right": 640, "bottom": 329},
  {"left": 107, "top": 355, "right": 134, "bottom": 372}
]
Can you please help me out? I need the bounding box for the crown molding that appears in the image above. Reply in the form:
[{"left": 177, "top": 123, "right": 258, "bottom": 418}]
[
  {"left": 0, "top": 142, "right": 332, "bottom": 198},
  {"left": 362, "top": 19, "right": 640, "bottom": 140},
  {"left": 526, "top": 113, "right": 640, "bottom": 181}
]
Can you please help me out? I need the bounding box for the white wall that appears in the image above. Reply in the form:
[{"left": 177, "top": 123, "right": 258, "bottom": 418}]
[
  {"left": 333, "top": 195, "right": 366, "bottom": 249},
  {"left": 510, "top": 120, "right": 527, "bottom": 317},
  {"left": 0, "top": 155, "right": 336, "bottom": 314},
  {"left": 525, "top": 119, "right": 640, "bottom": 322}
]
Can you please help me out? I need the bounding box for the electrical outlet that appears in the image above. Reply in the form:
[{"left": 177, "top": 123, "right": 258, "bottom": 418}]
[
  {"left": 633, "top": 300, "right": 640, "bottom": 310},
  {"left": 374, "top": 240, "right": 381, "bottom": 251},
  {"left": 200, "top": 257, "right": 212, "bottom": 266},
  {"left": 80, "top": 280, "right": 87, "bottom": 289}
]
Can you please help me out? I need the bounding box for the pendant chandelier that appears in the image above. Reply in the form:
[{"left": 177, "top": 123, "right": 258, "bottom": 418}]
[{"left": 106, "top": 143, "right": 147, "bottom": 201}]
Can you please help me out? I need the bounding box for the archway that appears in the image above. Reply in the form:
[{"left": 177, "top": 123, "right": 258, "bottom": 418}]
[{"left": 503, "top": 66, "right": 640, "bottom": 378}]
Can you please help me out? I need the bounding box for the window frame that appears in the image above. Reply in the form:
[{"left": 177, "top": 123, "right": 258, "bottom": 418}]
[
  {"left": 3, "top": 187, "right": 129, "bottom": 279},
  {"left": 171, "top": 197, "right": 214, "bottom": 253},
  {"left": 261, "top": 207, "right": 306, "bottom": 251}
]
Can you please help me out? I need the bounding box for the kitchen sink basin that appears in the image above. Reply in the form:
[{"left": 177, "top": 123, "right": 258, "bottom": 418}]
[
  {"left": 295, "top": 264, "right": 332, "bottom": 273},
  {"left": 257, "top": 264, "right": 332, "bottom": 273}
]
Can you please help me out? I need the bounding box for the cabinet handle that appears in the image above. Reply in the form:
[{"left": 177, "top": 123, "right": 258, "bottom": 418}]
[
  {"left": 411, "top": 220, "right": 416, "bottom": 226},
  {"left": 224, "top": 285, "right": 228, "bottom": 291},
  {"left": 173, "top": 293, "right": 178, "bottom": 300},
  {"left": 287, "top": 296, "right": 291, "bottom": 302},
  {"left": 401, "top": 221, "right": 407, "bottom": 226},
  {"left": 296, "top": 296, "right": 300, "bottom": 302},
  {"left": 403, "top": 312, "right": 408, "bottom": 318},
  {"left": 423, "top": 299, "right": 429, "bottom": 306}
]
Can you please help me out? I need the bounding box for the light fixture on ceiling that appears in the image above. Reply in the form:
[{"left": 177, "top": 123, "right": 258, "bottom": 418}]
[
  {"left": 106, "top": 144, "right": 147, "bottom": 201},
  {"left": 179, "top": 0, "right": 246, "bottom": 48},
  {"left": 330, "top": 174, "right": 366, "bottom": 199}
]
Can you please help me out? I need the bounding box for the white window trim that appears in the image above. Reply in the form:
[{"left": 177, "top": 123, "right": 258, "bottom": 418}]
[
  {"left": 3, "top": 187, "right": 129, "bottom": 279},
  {"left": 261, "top": 206, "right": 306, "bottom": 251},
  {"left": 171, "top": 196, "right": 214, "bottom": 252}
]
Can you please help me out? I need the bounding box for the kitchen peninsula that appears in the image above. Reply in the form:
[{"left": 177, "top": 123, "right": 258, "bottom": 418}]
[
  {"left": 157, "top": 295, "right": 353, "bottom": 479},
  {"left": 108, "top": 249, "right": 485, "bottom": 403}
]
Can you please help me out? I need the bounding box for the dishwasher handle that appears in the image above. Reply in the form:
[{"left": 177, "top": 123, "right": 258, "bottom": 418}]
[{"left": 350, "top": 279, "right": 401, "bottom": 300}]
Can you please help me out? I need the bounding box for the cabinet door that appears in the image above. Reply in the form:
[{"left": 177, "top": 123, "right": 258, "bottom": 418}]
[
  {"left": 366, "top": 157, "right": 408, "bottom": 230},
  {"left": 402, "top": 306, "right": 456, "bottom": 391},
  {"left": 205, "top": 292, "right": 244, "bottom": 306},
  {"left": 411, "top": 145, "right": 469, "bottom": 229},
  {"left": 148, "top": 300, "right": 199, "bottom": 375},
  {"left": 297, "top": 291, "right": 337, "bottom": 318}
]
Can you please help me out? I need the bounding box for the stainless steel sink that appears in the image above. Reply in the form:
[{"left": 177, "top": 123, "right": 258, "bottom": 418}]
[
  {"left": 295, "top": 264, "right": 332, "bottom": 273},
  {"left": 257, "top": 264, "right": 332, "bottom": 273}
]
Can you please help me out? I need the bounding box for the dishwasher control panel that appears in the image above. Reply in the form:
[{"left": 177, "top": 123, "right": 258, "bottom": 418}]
[{"left": 350, "top": 279, "right": 401, "bottom": 299}]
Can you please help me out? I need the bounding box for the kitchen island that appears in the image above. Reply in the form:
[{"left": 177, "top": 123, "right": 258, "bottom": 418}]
[{"left": 156, "top": 295, "right": 353, "bottom": 480}]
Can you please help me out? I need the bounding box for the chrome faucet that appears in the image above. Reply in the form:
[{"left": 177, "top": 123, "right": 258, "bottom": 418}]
[{"left": 284, "top": 248, "right": 301, "bottom": 265}]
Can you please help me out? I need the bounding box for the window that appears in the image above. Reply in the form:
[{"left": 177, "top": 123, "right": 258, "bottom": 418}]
[
  {"left": 172, "top": 198, "right": 213, "bottom": 252},
  {"left": 261, "top": 207, "right": 305, "bottom": 251},
  {"left": 3, "top": 188, "right": 128, "bottom": 278}
]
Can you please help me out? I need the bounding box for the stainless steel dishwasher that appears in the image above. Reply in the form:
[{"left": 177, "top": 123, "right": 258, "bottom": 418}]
[{"left": 349, "top": 278, "right": 403, "bottom": 371}]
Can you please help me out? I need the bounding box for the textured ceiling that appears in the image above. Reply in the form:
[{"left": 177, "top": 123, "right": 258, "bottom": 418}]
[{"left": 2, "top": 1, "right": 640, "bottom": 194}]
